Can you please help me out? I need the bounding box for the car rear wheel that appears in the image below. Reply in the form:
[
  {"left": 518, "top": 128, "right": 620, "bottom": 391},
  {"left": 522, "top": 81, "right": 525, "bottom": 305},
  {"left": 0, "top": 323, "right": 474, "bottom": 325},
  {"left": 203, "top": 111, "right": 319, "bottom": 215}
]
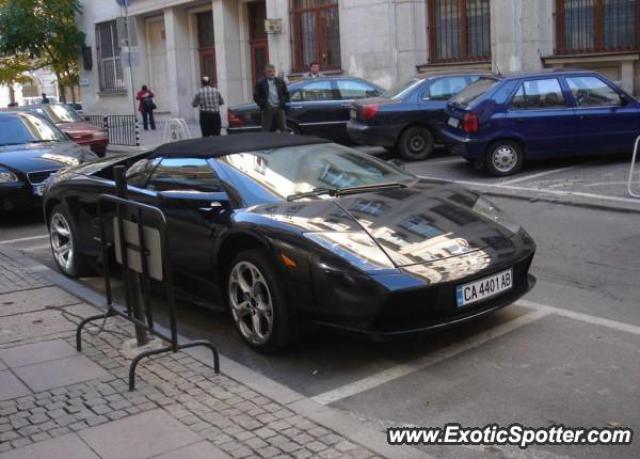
[
  {"left": 398, "top": 127, "right": 434, "bottom": 161},
  {"left": 49, "top": 204, "right": 92, "bottom": 277},
  {"left": 226, "top": 249, "right": 296, "bottom": 352},
  {"left": 485, "top": 140, "right": 524, "bottom": 176}
]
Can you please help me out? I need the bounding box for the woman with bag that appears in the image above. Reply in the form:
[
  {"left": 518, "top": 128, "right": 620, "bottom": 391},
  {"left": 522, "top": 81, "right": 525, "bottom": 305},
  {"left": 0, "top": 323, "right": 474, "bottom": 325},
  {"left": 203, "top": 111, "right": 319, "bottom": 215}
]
[{"left": 136, "top": 85, "right": 156, "bottom": 131}]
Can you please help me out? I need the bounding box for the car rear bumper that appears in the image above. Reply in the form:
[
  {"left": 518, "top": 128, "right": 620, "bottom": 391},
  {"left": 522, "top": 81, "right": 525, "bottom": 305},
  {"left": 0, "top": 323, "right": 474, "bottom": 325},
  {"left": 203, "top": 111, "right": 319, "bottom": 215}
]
[
  {"left": 346, "top": 120, "right": 400, "bottom": 148},
  {"left": 441, "top": 127, "right": 487, "bottom": 159}
]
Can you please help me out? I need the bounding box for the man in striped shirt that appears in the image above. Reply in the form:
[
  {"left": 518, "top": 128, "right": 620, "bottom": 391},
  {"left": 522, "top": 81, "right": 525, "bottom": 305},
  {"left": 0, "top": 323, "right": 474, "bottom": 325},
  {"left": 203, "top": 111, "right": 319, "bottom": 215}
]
[{"left": 192, "top": 76, "right": 225, "bottom": 137}]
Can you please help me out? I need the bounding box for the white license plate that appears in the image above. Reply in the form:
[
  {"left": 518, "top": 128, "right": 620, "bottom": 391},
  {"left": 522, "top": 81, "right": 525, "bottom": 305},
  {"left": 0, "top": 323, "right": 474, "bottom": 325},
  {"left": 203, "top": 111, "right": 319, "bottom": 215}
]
[
  {"left": 447, "top": 116, "right": 459, "bottom": 128},
  {"left": 32, "top": 183, "right": 46, "bottom": 196},
  {"left": 456, "top": 268, "right": 513, "bottom": 308},
  {"left": 350, "top": 109, "right": 357, "bottom": 119}
]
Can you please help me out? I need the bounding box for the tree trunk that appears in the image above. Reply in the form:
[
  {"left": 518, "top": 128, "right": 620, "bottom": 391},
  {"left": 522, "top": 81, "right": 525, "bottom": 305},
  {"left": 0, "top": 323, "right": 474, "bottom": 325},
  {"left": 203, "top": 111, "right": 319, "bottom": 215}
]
[
  {"left": 58, "top": 79, "right": 67, "bottom": 103},
  {"left": 8, "top": 85, "right": 16, "bottom": 106}
]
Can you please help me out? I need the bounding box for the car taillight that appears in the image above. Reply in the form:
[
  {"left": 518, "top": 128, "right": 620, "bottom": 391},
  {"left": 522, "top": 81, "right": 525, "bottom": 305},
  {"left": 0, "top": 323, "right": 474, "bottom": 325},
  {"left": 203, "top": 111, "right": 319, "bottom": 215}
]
[
  {"left": 361, "top": 104, "right": 379, "bottom": 121},
  {"left": 463, "top": 113, "right": 479, "bottom": 133},
  {"left": 228, "top": 109, "right": 244, "bottom": 127}
]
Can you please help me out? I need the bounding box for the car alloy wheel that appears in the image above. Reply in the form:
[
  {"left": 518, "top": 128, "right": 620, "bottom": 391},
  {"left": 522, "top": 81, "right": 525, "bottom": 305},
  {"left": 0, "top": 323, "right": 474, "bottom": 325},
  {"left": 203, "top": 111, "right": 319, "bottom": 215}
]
[
  {"left": 485, "top": 140, "right": 523, "bottom": 176},
  {"left": 492, "top": 145, "right": 518, "bottom": 173},
  {"left": 228, "top": 261, "right": 274, "bottom": 345},
  {"left": 398, "top": 126, "right": 434, "bottom": 160},
  {"left": 50, "top": 212, "right": 75, "bottom": 274}
]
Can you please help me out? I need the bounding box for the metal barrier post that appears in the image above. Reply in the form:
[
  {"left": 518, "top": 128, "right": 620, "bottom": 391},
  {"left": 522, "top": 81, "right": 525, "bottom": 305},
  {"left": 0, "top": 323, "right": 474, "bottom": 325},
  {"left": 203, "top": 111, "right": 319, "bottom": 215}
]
[
  {"left": 627, "top": 135, "right": 640, "bottom": 198},
  {"left": 75, "top": 192, "right": 219, "bottom": 390}
]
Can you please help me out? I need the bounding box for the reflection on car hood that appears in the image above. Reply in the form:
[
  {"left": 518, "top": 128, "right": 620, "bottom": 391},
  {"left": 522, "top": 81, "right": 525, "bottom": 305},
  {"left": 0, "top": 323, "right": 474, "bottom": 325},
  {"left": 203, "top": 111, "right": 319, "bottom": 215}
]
[
  {"left": 249, "top": 181, "right": 521, "bottom": 268},
  {"left": 0, "top": 142, "right": 93, "bottom": 173}
]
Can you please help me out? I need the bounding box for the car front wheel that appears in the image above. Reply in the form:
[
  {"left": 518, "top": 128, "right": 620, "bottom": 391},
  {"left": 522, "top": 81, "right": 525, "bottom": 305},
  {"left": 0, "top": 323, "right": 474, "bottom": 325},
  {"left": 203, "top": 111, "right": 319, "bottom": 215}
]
[
  {"left": 485, "top": 140, "right": 524, "bottom": 176},
  {"left": 226, "top": 249, "right": 295, "bottom": 352},
  {"left": 49, "top": 204, "right": 91, "bottom": 277}
]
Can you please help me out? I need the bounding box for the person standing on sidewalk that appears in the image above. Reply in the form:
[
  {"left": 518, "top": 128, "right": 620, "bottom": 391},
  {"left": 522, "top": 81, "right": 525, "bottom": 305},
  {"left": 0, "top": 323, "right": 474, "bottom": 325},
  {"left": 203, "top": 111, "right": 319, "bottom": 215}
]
[
  {"left": 136, "top": 85, "right": 156, "bottom": 131},
  {"left": 253, "top": 64, "right": 289, "bottom": 133},
  {"left": 192, "top": 76, "right": 224, "bottom": 137},
  {"left": 303, "top": 61, "right": 325, "bottom": 80}
]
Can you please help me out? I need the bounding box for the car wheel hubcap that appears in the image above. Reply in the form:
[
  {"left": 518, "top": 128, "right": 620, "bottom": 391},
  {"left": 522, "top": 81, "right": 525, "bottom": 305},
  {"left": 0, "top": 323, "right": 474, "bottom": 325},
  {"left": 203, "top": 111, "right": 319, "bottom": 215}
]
[
  {"left": 409, "top": 135, "right": 426, "bottom": 153},
  {"left": 492, "top": 145, "right": 517, "bottom": 172},
  {"left": 228, "top": 261, "right": 274, "bottom": 345},
  {"left": 50, "top": 213, "right": 74, "bottom": 272}
]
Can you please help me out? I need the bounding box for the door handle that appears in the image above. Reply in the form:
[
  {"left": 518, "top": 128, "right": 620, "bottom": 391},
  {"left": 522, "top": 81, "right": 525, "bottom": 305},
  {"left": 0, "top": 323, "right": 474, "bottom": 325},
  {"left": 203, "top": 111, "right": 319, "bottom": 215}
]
[
  {"left": 289, "top": 105, "right": 304, "bottom": 110},
  {"left": 514, "top": 118, "right": 525, "bottom": 124}
]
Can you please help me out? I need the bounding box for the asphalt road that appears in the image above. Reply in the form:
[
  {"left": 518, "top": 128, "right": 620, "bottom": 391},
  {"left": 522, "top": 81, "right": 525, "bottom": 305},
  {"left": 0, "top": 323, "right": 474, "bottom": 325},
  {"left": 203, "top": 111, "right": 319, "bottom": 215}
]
[{"left": 1, "top": 154, "right": 639, "bottom": 459}]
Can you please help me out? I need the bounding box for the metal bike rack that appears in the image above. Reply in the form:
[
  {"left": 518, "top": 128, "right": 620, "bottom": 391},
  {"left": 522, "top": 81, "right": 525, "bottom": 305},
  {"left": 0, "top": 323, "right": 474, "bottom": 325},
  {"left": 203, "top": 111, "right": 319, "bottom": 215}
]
[
  {"left": 76, "top": 192, "right": 220, "bottom": 391},
  {"left": 628, "top": 135, "right": 640, "bottom": 198}
]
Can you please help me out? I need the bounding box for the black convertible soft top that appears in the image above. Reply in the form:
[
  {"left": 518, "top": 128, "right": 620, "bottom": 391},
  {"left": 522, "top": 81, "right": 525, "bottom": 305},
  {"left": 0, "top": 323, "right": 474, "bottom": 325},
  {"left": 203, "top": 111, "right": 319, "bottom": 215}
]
[{"left": 148, "top": 133, "right": 331, "bottom": 159}]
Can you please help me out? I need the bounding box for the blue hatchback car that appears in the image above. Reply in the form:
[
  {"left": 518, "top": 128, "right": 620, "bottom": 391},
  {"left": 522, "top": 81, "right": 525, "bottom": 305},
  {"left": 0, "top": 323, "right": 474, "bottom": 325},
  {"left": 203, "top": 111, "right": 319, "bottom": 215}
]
[{"left": 441, "top": 70, "right": 640, "bottom": 176}]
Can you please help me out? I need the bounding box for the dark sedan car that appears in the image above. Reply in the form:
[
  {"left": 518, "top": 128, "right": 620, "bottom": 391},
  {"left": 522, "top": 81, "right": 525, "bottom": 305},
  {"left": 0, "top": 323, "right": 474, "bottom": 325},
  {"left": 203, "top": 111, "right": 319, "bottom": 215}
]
[
  {"left": 0, "top": 112, "right": 97, "bottom": 212},
  {"left": 227, "top": 77, "right": 384, "bottom": 143},
  {"left": 9, "top": 104, "right": 109, "bottom": 156},
  {"left": 347, "top": 72, "right": 492, "bottom": 160},
  {"left": 44, "top": 133, "right": 535, "bottom": 351}
]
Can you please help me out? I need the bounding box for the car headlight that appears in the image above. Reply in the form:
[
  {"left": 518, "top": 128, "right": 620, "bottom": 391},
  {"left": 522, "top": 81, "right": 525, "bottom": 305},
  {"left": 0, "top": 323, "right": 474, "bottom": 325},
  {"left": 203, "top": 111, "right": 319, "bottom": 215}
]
[
  {"left": 472, "top": 197, "right": 521, "bottom": 233},
  {"left": 303, "top": 231, "right": 395, "bottom": 271},
  {"left": 0, "top": 170, "right": 19, "bottom": 183}
]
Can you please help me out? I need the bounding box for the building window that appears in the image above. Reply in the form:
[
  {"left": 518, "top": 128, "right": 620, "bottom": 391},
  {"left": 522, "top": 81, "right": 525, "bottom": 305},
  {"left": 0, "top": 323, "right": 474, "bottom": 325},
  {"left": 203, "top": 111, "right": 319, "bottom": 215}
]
[
  {"left": 427, "top": 0, "right": 491, "bottom": 63},
  {"left": 196, "top": 12, "right": 217, "bottom": 84},
  {"left": 292, "top": 0, "right": 341, "bottom": 71},
  {"left": 95, "top": 21, "right": 125, "bottom": 92},
  {"left": 556, "top": 0, "right": 639, "bottom": 54}
]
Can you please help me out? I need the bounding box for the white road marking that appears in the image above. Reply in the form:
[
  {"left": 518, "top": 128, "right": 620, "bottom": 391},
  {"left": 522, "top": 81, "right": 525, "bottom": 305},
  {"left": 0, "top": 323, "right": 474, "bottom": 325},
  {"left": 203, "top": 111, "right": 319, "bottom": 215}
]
[
  {"left": 499, "top": 164, "right": 584, "bottom": 185},
  {"left": 311, "top": 309, "right": 550, "bottom": 406},
  {"left": 519, "top": 299, "right": 640, "bottom": 335},
  {"left": 20, "top": 243, "right": 52, "bottom": 252},
  {"left": 418, "top": 175, "right": 640, "bottom": 205},
  {"left": 0, "top": 234, "right": 48, "bottom": 244}
]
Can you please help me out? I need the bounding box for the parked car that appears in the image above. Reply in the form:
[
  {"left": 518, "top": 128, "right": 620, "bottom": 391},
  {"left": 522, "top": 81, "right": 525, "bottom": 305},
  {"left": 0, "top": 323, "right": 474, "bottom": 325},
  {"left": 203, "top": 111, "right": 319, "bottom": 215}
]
[
  {"left": 44, "top": 133, "right": 536, "bottom": 351},
  {"left": 8, "top": 104, "right": 108, "bottom": 157},
  {"left": 227, "top": 77, "right": 384, "bottom": 144},
  {"left": 0, "top": 112, "right": 97, "bottom": 212},
  {"left": 441, "top": 69, "right": 640, "bottom": 176},
  {"left": 347, "top": 72, "right": 493, "bottom": 160}
]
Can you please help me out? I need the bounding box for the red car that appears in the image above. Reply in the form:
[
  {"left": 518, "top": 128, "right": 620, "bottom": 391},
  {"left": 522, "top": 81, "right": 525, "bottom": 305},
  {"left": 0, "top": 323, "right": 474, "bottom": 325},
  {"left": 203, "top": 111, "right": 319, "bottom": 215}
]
[{"left": 10, "top": 104, "right": 109, "bottom": 157}]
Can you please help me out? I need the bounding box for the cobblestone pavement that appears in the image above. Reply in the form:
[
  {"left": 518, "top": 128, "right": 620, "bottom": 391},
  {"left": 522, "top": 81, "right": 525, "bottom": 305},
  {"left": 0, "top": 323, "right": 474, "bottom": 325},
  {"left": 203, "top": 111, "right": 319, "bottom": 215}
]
[{"left": 0, "top": 247, "right": 388, "bottom": 459}]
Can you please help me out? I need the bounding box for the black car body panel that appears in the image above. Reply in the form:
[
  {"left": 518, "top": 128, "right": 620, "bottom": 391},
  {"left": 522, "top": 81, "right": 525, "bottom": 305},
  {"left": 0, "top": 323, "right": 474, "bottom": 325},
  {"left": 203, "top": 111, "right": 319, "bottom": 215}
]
[
  {"left": 43, "top": 134, "right": 535, "bottom": 337},
  {"left": 347, "top": 73, "right": 494, "bottom": 148},
  {"left": 227, "top": 77, "right": 384, "bottom": 144}
]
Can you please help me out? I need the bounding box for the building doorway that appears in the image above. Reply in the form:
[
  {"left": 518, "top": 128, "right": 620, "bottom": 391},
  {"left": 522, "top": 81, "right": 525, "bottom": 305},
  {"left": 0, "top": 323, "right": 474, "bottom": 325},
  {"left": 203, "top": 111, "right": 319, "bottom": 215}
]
[
  {"left": 248, "top": 1, "right": 268, "bottom": 86},
  {"left": 196, "top": 11, "right": 216, "bottom": 84}
]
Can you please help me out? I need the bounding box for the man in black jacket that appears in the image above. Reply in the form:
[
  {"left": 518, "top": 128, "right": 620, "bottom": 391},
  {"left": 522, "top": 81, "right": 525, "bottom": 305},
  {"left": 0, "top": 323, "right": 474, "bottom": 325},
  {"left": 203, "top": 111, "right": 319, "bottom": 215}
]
[{"left": 253, "top": 64, "right": 289, "bottom": 132}]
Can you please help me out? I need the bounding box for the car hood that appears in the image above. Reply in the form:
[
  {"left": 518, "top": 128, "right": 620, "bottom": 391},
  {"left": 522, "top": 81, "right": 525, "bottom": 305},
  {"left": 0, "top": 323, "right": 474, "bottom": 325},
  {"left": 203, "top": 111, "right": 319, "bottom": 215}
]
[
  {"left": 0, "top": 142, "right": 95, "bottom": 173},
  {"left": 249, "top": 181, "right": 523, "bottom": 269},
  {"left": 58, "top": 121, "right": 105, "bottom": 135},
  {"left": 228, "top": 102, "right": 259, "bottom": 113}
]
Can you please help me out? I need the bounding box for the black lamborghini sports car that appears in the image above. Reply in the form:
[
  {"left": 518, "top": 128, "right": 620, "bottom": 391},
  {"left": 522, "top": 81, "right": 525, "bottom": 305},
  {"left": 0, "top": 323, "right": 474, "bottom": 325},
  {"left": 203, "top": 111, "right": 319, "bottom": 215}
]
[{"left": 43, "top": 133, "right": 535, "bottom": 351}]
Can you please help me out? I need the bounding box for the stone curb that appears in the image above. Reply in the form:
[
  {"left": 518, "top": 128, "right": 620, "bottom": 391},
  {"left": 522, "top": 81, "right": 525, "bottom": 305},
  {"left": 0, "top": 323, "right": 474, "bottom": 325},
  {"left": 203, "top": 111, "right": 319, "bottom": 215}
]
[{"left": 0, "top": 244, "right": 429, "bottom": 459}]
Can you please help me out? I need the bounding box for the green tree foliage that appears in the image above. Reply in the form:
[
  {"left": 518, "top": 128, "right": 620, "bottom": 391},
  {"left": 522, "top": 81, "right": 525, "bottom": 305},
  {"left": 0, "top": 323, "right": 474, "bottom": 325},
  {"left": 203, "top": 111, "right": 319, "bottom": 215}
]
[
  {"left": 0, "top": 0, "right": 85, "bottom": 102},
  {"left": 0, "top": 54, "right": 31, "bottom": 104}
]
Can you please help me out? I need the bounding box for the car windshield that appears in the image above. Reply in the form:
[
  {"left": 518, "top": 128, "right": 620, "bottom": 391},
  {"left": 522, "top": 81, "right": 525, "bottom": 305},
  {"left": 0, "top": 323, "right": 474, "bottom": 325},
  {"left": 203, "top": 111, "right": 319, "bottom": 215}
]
[
  {"left": 450, "top": 78, "right": 499, "bottom": 107},
  {"left": 384, "top": 77, "right": 424, "bottom": 99},
  {"left": 0, "top": 113, "right": 67, "bottom": 146},
  {"left": 218, "top": 143, "right": 416, "bottom": 200},
  {"left": 43, "top": 105, "right": 82, "bottom": 124}
]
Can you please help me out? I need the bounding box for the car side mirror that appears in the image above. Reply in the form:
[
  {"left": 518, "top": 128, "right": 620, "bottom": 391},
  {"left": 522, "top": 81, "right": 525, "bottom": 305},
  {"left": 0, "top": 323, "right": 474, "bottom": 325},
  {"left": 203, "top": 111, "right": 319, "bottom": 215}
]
[
  {"left": 619, "top": 94, "right": 630, "bottom": 106},
  {"left": 158, "top": 190, "right": 230, "bottom": 211},
  {"left": 387, "top": 158, "right": 405, "bottom": 170}
]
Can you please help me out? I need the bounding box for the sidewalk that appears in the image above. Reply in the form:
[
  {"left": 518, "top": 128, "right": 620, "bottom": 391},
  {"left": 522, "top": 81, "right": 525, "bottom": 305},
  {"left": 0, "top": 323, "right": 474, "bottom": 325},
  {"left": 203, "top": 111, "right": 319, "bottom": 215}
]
[{"left": 0, "top": 245, "right": 424, "bottom": 459}]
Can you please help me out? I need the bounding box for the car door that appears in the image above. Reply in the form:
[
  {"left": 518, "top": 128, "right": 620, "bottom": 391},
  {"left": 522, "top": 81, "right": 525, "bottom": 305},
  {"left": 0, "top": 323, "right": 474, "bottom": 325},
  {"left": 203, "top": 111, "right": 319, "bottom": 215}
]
[
  {"left": 505, "top": 77, "right": 579, "bottom": 158},
  {"left": 287, "top": 79, "right": 343, "bottom": 139},
  {"left": 565, "top": 74, "right": 640, "bottom": 154},
  {"left": 140, "top": 157, "right": 230, "bottom": 281}
]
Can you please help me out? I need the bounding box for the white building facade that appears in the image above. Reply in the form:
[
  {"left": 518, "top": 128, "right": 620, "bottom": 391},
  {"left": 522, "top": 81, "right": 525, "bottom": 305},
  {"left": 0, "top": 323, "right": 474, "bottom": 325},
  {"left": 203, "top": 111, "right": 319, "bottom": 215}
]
[{"left": 76, "top": 0, "right": 640, "bottom": 121}]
